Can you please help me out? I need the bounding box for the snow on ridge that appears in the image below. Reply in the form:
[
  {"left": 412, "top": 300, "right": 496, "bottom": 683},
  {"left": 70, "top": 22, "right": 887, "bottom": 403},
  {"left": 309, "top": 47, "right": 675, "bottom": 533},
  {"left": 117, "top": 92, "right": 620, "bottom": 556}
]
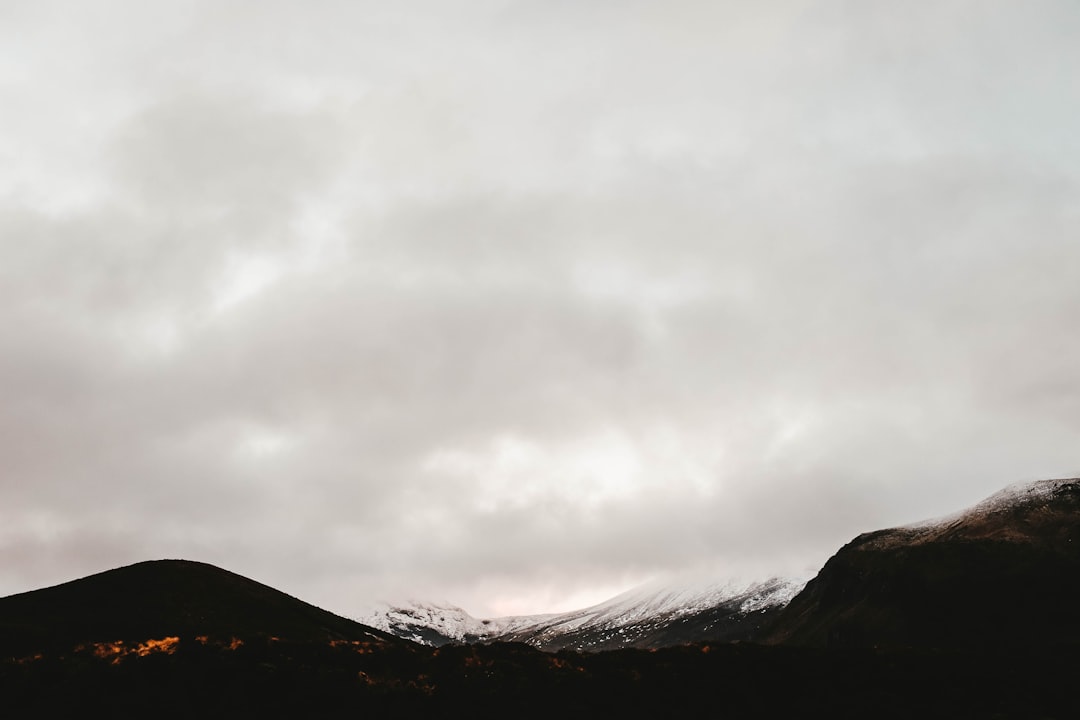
[
  {"left": 357, "top": 599, "right": 558, "bottom": 644},
  {"left": 738, "top": 577, "right": 806, "bottom": 613},
  {"left": 580, "top": 574, "right": 803, "bottom": 625},
  {"left": 902, "top": 476, "right": 1080, "bottom": 533},
  {"left": 846, "top": 476, "right": 1080, "bottom": 552},
  {"left": 526, "top": 573, "right": 810, "bottom": 642},
  {"left": 361, "top": 574, "right": 811, "bottom": 647},
  {"left": 967, "top": 476, "right": 1079, "bottom": 515},
  {"left": 357, "top": 600, "right": 481, "bottom": 642}
]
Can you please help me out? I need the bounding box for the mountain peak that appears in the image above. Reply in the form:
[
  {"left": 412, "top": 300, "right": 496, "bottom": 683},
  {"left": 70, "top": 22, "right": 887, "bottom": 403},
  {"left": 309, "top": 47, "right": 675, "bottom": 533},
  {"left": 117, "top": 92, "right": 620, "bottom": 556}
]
[
  {"left": 855, "top": 476, "right": 1080, "bottom": 551},
  {"left": 766, "top": 476, "right": 1080, "bottom": 648},
  {"left": 0, "top": 558, "right": 396, "bottom": 656}
]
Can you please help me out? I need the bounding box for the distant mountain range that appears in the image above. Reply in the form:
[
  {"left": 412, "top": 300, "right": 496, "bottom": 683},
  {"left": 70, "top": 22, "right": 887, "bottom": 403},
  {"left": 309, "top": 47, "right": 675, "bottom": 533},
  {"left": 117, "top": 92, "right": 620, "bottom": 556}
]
[
  {"left": 363, "top": 476, "right": 1080, "bottom": 653},
  {"left": 2, "top": 476, "right": 1078, "bottom": 716},
  {"left": 360, "top": 576, "right": 807, "bottom": 651}
]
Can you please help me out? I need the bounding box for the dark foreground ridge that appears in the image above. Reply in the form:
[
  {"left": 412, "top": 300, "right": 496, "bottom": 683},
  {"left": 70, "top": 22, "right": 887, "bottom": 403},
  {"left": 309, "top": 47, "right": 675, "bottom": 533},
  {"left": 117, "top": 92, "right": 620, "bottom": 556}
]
[
  {"left": 4, "top": 629, "right": 1079, "bottom": 717},
  {"left": 3, "top": 478, "right": 1080, "bottom": 717},
  {"left": 0, "top": 559, "right": 399, "bottom": 656}
]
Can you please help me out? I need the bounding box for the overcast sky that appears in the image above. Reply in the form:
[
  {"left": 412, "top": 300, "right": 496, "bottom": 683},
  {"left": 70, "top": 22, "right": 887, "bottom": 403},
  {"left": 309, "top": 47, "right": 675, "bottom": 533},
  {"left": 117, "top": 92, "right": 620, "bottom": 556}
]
[{"left": 2, "top": 1, "right": 1079, "bottom": 618}]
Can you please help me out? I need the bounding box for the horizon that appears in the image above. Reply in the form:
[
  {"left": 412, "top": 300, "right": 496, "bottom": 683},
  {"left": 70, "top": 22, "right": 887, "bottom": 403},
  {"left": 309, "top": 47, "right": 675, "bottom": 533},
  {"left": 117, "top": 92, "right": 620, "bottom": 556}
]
[
  {"left": 2, "top": 474, "right": 1066, "bottom": 620},
  {"left": 3, "top": 1, "right": 1079, "bottom": 619}
]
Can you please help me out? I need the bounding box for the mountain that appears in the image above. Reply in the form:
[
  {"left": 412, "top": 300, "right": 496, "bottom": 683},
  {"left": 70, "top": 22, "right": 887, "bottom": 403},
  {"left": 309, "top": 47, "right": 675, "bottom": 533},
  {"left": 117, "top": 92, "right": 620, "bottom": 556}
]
[
  {"left": 765, "top": 476, "right": 1080, "bottom": 649},
  {"left": 361, "top": 575, "right": 807, "bottom": 651},
  {"left": 356, "top": 599, "right": 548, "bottom": 647},
  {"left": 497, "top": 575, "right": 807, "bottom": 651},
  {"left": 0, "top": 559, "right": 399, "bottom": 656},
  {"left": 4, "top": 480, "right": 1080, "bottom": 717}
]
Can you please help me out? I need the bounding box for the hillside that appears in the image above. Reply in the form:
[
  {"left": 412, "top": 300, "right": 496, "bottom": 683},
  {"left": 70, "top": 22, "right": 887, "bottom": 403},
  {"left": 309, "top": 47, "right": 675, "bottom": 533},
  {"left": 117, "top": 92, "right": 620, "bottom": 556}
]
[
  {"left": 765, "top": 477, "right": 1080, "bottom": 648},
  {"left": 3, "top": 482, "right": 1080, "bottom": 719},
  {"left": 0, "top": 559, "right": 398, "bottom": 656}
]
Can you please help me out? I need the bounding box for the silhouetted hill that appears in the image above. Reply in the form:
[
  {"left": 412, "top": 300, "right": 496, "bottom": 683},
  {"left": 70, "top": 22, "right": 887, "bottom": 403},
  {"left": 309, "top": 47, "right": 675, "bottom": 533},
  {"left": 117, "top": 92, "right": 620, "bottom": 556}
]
[
  {"left": 766, "top": 478, "right": 1080, "bottom": 648},
  {"left": 3, "top": 538, "right": 1080, "bottom": 717},
  {"left": 0, "top": 559, "right": 399, "bottom": 656}
]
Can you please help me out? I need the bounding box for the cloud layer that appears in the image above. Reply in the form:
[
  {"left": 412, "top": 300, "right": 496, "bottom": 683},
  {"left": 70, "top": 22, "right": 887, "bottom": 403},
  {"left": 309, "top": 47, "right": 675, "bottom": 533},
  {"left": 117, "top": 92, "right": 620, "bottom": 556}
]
[{"left": 2, "top": 1, "right": 1079, "bottom": 616}]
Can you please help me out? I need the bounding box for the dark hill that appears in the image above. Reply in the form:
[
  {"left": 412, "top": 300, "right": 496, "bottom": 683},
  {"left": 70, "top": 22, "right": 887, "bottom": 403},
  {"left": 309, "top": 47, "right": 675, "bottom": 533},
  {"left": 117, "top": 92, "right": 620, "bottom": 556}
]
[
  {"left": 0, "top": 559, "right": 399, "bottom": 655},
  {"left": 765, "top": 477, "right": 1080, "bottom": 649},
  {"left": 3, "top": 539, "right": 1080, "bottom": 716}
]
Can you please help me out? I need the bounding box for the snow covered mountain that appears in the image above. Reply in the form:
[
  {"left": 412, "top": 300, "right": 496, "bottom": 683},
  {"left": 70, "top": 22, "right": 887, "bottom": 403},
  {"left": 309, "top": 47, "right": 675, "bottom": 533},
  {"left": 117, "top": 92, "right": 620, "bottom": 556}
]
[
  {"left": 861, "top": 475, "right": 1080, "bottom": 549},
  {"left": 355, "top": 600, "right": 552, "bottom": 647},
  {"left": 359, "top": 575, "right": 808, "bottom": 651},
  {"left": 765, "top": 476, "right": 1080, "bottom": 648}
]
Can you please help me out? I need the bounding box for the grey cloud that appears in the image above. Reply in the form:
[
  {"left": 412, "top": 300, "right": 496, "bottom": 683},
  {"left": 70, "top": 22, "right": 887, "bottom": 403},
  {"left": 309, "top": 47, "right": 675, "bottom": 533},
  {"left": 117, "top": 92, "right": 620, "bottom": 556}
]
[
  {"left": 111, "top": 92, "right": 343, "bottom": 216},
  {"left": 2, "top": 1, "right": 1079, "bottom": 616}
]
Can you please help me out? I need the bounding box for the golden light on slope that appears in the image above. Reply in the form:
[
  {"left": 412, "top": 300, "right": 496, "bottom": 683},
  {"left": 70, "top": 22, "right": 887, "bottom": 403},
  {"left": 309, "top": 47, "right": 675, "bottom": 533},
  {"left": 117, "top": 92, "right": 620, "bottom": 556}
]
[
  {"left": 79, "top": 636, "right": 181, "bottom": 665},
  {"left": 136, "top": 636, "right": 181, "bottom": 656},
  {"left": 194, "top": 635, "right": 244, "bottom": 650},
  {"left": 87, "top": 640, "right": 125, "bottom": 663},
  {"left": 14, "top": 653, "right": 44, "bottom": 665},
  {"left": 8, "top": 634, "right": 382, "bottom": 669}
]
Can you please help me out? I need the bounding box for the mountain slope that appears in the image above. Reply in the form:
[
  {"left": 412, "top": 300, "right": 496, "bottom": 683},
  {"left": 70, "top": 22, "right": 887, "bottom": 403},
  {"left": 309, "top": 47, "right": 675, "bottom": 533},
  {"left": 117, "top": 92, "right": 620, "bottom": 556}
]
[
  {"left": 765, "top": 477, "right": 1080, "bottom": 649},
  {"left": 498, "top": 576, "right": 805, "bottom": 651},
  {"left": 357, "top": 600, "right": 551, "bottom": 646},
  {"left": 362, "top": 576, "right": 806, "bottom": 651},
  {"left": 0, "top": 559, "right": 399, "bottom": 655}
]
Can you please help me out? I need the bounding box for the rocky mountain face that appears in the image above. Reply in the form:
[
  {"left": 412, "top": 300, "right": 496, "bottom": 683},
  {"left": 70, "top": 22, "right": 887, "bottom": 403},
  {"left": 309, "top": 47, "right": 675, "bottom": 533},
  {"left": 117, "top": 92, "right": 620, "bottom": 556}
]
[
  {"left": 764, "top": 477, "right": 1080, "bottom": 648},
  {"left": 361, "top": 576, "right": 806, "bottom": 651}
]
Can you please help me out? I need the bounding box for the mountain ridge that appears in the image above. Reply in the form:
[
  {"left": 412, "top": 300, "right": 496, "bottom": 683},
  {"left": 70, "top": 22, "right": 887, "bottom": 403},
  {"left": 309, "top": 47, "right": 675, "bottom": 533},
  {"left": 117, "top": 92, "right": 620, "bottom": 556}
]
[
  {"left": 764, "top": 476, "right": 1080, "bottom": 648},
  {"left": 7, "top": 477, "right": 1076, "bottom": 656},
  {"left": 3, "top": 477, "right": 1080, "bottom": 715},
  {"left": 361, "top": 575, "right": 807, "bottom": 651}
]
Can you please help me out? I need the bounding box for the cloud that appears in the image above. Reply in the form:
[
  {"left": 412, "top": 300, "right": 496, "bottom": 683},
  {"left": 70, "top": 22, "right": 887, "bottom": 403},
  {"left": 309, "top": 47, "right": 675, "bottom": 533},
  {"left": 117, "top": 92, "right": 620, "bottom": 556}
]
[{"left": 1, "top": 1, "right": 1079, "bottom": 617}]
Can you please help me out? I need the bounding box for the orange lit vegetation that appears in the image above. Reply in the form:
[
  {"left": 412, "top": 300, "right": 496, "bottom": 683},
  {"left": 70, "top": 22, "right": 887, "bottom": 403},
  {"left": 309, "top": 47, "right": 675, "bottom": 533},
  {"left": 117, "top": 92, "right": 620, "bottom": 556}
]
[
  {"left": 75, "top": 637, "right": 181, "bottom": 665},
  {"left": 194, "top": 635, "right": 244, "bottom": 650},
  {"left": 10, "top": 634, "right": 257, "bottom": 667},
  {"left": 328, "top": 639, "right": 381, "bottom": 654},
  {"left": 14, "top": 653, "right": 45, "bottom": 665},
  {"left": 463, "top": 654, "right": 494, "bottom": 669},
  {"left": 546, "top": 656, "right": 586, "bottom": 672},
  {"left": 9, "top": 634, "right": 389, "bottom": 674},
  {"left": 135, "top": 636, "right": 181, "bottom": 656}
]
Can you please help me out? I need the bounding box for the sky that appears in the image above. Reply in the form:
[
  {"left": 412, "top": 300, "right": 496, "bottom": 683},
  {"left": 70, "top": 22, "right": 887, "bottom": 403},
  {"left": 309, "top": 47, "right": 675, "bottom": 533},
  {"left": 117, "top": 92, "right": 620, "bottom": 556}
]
[{"left": 2, "top": 0, "right": 1079, "bottom": 619}]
